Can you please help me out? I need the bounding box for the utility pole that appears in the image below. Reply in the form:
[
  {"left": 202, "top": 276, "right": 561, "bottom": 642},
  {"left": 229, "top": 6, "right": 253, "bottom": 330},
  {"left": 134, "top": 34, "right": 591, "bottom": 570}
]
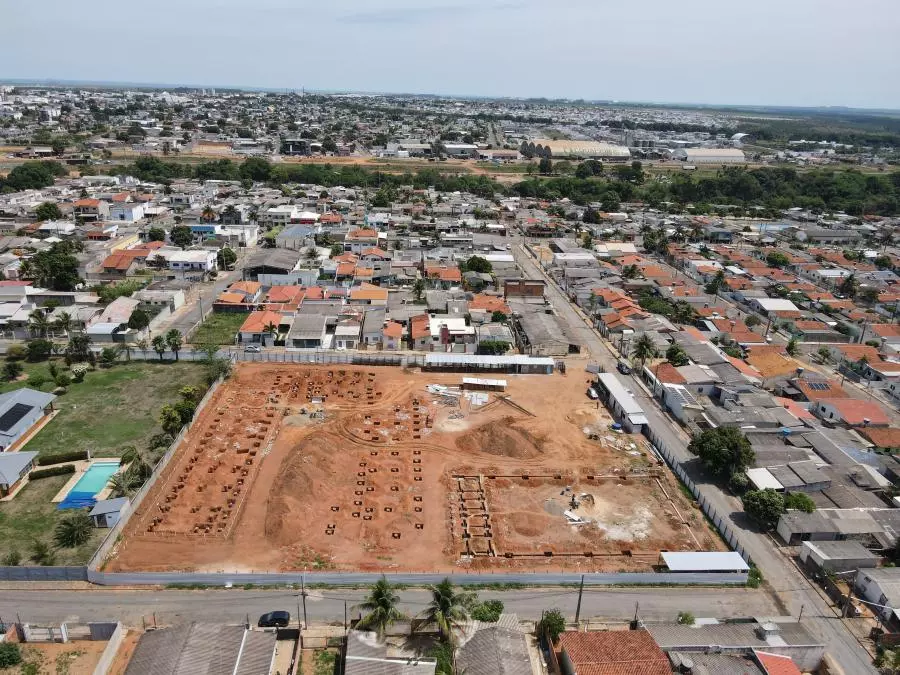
[
  {"left": 300, "top": 577, "right": 309, "bottom": 629},
  {"left": 344, "top": 601, "right": 348, "bottom": 634},
  {"left": 574, "top": 575, "right": 585, "bottom": 625}
]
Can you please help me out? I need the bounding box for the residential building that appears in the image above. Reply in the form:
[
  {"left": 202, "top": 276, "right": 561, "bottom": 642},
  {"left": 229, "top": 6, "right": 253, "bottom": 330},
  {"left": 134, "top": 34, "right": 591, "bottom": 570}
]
[
  {"left": 0, "top": 450, "right": 38, "bottom": 497},
  {"left": 557, "top": 629, "right": 670, "bottom": 675},
  {"left": 0, "top": 388, "right": 56, "bottom": 451}
]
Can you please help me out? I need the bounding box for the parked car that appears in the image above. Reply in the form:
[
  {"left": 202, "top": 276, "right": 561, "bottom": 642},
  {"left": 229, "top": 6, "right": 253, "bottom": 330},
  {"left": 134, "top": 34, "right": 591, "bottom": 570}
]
[
  {"left": 244, "top": 345, "right": 262, "bottom": 353},
  {"left": 586, "top": 387, "right": 598, "bottom": 400},
  {"left": 258, "top": 611, "right": 290, "bottom": 628},
  {"left": 616, "top": 361, "right": 631, "bottom": 375}
]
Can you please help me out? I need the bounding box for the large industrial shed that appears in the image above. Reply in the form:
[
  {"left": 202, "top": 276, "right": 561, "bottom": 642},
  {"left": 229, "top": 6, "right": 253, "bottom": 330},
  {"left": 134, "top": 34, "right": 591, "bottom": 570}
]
[
  {"left": 673, "top": 148, "right": 746, "bottom": 164},
  {"left": 594, "top": 373, "right": 648, "bottom": 433},
  {"left": 521, "top": 140, "right": 631, "bottom": 161}
]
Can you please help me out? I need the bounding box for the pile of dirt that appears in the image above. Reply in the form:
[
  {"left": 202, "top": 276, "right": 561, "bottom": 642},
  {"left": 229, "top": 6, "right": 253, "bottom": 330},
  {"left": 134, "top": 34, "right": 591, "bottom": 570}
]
[
  {"left": 455, "top": 417, "right": 544, "bottom": 459},
  {"left": 265, "top": 435, "right": 329, "bottom": 544}
]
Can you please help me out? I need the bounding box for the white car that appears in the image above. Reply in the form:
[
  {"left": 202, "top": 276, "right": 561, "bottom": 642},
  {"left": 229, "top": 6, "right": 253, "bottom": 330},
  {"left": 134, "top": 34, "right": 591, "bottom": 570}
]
[{"left": 244, "top": 345, "right": 262, "bottom": 353}]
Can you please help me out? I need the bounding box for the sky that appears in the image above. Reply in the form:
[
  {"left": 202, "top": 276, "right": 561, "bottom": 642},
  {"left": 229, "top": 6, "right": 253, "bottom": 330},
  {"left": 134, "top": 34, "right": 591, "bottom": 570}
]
[{"left": 3, "top": 0, "right": 900, "bottom": 109}]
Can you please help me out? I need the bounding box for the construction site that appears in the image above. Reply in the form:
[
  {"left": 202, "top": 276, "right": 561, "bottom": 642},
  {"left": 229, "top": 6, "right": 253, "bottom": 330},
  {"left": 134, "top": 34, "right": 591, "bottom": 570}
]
[{"left": 105, "top": 363, "right": 724, "bottom": 573}]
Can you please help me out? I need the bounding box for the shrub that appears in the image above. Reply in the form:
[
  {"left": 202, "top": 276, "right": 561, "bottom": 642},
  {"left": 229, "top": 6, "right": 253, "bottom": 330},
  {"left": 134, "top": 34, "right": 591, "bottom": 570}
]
[
  {"left": 470, "top": 599, "right": 504, "bottom": 622},
  {"left": 3, "top": 360, "right": 23, "bottom": 381},
  {"left": 0, "top": 643, "right": 23, "bottom": 668},
  {"left": 71, "top": 362, "right": 90, "bottom": 382},
  {"left": 26, "top": 339, "right": 54, "bottom": 362},
  {"left": 728, "top": 472, "right": 749, "bottom": 495},
  {"left": 27, "top": 372, "right": 47, "bottom": 388},
  {"left": 30, "top": 539, "right": 56, "bottom": 566},
  {"left": 30, "top": 465, "right": 76, "bottom": 479},
  {"left": 677, "top": 611, "right": 695, "bottom": 625},
  {"left": 4, "top": 344, "right": 26, "bottom": 361},
  {"left": 2, "top": 550, "right": 21, "bottom": 566},
  {"left": 37, "top": 450, "right": 88, "bottom": 465},
  {"left": 55, "top": 372, "right": 71, "bottom": 387},
  {"left": 54, "top": 511, "right": 93, "bottom": 548},
  {"left": 747, "top": 565, "right": 763, "bottom": 589},
  {"left": 539, "top": 608, "right": 567, "bottom": 643}
]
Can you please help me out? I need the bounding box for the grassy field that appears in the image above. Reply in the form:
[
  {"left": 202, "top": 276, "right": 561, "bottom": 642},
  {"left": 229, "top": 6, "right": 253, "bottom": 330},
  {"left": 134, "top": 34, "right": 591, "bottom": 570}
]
[
  {"left": 0, "top": 473, "right": 105, "bottom": 566},
  {"left": 191, "top": 312, "right": 246, "bottom": 345},
  {"left": 0, "top": 360, "right": 207, "bottom": 566}
]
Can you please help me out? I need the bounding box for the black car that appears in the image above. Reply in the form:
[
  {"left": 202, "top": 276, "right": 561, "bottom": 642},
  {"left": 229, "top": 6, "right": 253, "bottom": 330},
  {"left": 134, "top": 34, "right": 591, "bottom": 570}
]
[
  {"left": 258, "top": 611, "right": 290, "bottom": 628},
  {"left": 616, "top": 361, "right": 631, "bottom": 375}
]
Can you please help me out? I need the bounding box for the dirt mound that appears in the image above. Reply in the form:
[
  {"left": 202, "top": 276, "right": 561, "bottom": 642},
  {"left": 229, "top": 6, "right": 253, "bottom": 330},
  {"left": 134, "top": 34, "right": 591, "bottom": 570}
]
[
  {"left": 455, "top": 417, "right": 543, "bottom": 459},
  {"left": 266, "top": 435, "right": 330, "bottom": 543},
  {"left": 506, "top": 511, "right": 551, "bottom": 537}
]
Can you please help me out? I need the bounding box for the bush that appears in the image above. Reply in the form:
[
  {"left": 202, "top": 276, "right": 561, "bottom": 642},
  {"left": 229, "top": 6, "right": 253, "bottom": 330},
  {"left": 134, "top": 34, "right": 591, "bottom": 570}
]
[
  {"left": 4, "top": 344, "right": 26, "bottom": 361},
  {"left": 55, "top": 511, "right": 94, "bottom": 548},
  {"left": 55, "top": 372, "right": 71, "bottom": 387},
  {"left": 71, "top": 362, "right": 90, "bottom": 382},
  {"left": 784, "top": 492, "right": 816, "bottom": 513},
  {"left": 25, "top": 339, "right": 54, "bottom": 362},
  {"left": 677, "top": 611, "right": 695, "bottom": 625},
  {"left": 30, "top": 539, "right": 56, "bottom": 566},
  {"left": 2, "top": 550, "right": 21, "bottom": 566},
  {"left": 30, "top": 464, "right": 76, "bottom": 479},
  {"left": 0, "top": 643, "right": 23, "bottom": 668},
  {"left": 470, "top": 599, "right": 504, "bottom": 622},
  {"left": 539, "top": 608, "right": 567, "bottom": 643},
  {"left": 728, "top": 472, "right": 749, "bottom": 495},
  {"left": 37, "top": 450, "right": 88, "bottom": 466},
  {"left": 747, "top": 565, "right": 763, "bottom": 588},
  {"left": 3, "top": 360, "right": 23, "bottom": 381},
  {"left": 27, "top": 372, "right": 47, "bottom": 388}
]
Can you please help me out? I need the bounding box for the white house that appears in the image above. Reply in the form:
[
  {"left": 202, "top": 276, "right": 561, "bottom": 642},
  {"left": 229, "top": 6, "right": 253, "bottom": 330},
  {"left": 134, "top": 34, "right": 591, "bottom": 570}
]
[
  {"left": 168, "top": 250, "right": 217, "bottom": 274},
  {"left": 109, "top": 202, "right": 146, "bottom": 222},
  {"left": 259, "top": 205, "right": 298, "bottom": 227}
]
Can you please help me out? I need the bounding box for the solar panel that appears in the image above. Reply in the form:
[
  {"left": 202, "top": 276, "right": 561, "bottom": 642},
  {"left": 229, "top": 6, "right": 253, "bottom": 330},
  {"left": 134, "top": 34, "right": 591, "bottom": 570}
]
[
  {"left": 807, "top": 382, "right": 829, "bottom": 391},
  {"left": 0, "top": 403, "right": 33, "bottom": 432}
]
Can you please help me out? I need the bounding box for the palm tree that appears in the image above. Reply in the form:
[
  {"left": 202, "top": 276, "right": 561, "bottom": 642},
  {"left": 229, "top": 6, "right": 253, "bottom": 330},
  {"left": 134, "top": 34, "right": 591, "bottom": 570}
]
[
  {"left": 418, "top": 578, "right": 476, "bottom": 644},
  {"left": 165, "top": 329, "right": 183, "bottom": 361},
  {"left": 354, "top": 576, "right": 406, "bottom": 638},
  {"left": 151, "top": 335, "right": 167, "bottom": 360},
  {"left": 54, "top": 511, "right": 93, "bottom": 548},
  {"left": 631, "top": 333, "right": 658, "bottom": 368},
  {"left": 28, "top": 309, "right": 50, "bottom": 338},
  {"left": 54, "top": 311, "right": 72, "bottom": 338},
  {"left": 201, "top": 206, "right": 216, "bottom": 223},
  {"left": 671, "top": 301, "right": 696, "bottom": 326},
  {"left": 108, "top": 471, "right": 135, "bottom": 499}
]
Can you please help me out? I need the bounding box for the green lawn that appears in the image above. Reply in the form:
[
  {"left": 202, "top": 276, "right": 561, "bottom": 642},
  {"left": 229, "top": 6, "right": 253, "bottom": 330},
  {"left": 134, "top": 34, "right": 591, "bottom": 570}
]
[
  {"left": 21, "top": 361, "right": 206, "bottom": 459},
  {"left": 0, "top": 473, "right": 105, "bottom": 566},
  {"left": 191, "top": 312, "right": 246, "bottom": 345}
]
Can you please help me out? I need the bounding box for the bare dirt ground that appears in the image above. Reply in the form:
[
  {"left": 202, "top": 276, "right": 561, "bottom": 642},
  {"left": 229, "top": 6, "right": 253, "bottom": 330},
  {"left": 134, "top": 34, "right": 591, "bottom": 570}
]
[
  {"left": 0, "top": 641, "right": 107, "bottom": 675},
  {"left": 106, "top": 363, "right": 721, "bottom": 573}
]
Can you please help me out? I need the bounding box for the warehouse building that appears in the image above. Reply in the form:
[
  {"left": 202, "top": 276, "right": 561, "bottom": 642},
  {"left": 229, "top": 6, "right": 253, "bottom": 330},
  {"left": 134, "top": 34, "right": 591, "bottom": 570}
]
[
  {"left": 673, "top": 148, "right": 746, "bottom": 164},
  {"left": 521, "top": 140, "right": 631, "bottom": 161}
]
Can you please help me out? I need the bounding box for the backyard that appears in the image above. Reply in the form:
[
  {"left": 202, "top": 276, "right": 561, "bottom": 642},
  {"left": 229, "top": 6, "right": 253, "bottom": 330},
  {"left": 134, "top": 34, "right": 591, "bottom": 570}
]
[
  {"left": 0, "top": 360, "right": 207, "bottom": 566},
  {"left": 190, "top": 312, "right": 245, "bottom": 345}
]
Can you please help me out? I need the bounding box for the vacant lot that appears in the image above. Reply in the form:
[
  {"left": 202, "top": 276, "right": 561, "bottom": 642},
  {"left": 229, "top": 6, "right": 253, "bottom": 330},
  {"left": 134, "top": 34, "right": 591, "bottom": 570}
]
[
  {"left": 23, "top": 362, "right": 207, "bottom": 459},
  {"left": 190, "top": 313, "right": 245, "bottom": 345},
  {"left": 108, "top": 363, "right": 720, "bottom": 573}
]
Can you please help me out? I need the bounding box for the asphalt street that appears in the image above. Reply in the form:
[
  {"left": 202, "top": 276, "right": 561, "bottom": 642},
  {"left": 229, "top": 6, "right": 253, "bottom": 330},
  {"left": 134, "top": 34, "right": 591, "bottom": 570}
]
[
  {"left": 0, "top": 586, "right": 777, "bottom": 628},
  {"left": 512, "top": 241, "right": 877, "bottom": 674}
]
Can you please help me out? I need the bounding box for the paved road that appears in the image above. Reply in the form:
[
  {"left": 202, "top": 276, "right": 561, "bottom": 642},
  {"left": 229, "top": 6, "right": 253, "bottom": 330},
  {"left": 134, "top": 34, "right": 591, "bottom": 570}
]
[
  {"left": 0, "top": 587, "right": 777, "bottom": 628},
  {"left": 160, "top": 266, "right": 244, "bottom": 339},
  {"left": 512, "top": 242, "right": 876, "bottom": 674}
]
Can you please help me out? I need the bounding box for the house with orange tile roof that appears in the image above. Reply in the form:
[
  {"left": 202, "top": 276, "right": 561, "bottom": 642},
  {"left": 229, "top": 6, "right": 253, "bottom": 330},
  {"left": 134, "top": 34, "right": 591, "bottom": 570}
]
[
  {"left": 409, "top": 313, "right": 431, "bottom": 350},
  {"left": 745, "top": 350, "right": 802, "bottom": 387},
  {"left": 855, "top": 426, "right": 900, "bottom": 451},
  {"left": 468, "top": 294, "right": 510, "bottom": 319},
  {"left": 73, "top": 198, "right": 108, "bottom": 221},
  {"left": 360, "top": 247, "right": 390, "bottom": 261},
  {"left": 791, "top": 376, "right": 849, "bottom": 402},
  {"left": 264, "top": 285, "right": 305, "bottom": 309},
  {"left": 870, "top": 323, "right": 900, "bottom": 344},
  {"left": 100, "top": 250, "right": 148, "bottom": 278},
  {"left": 237, "top": 310, "right": 285, "bottom": 346},
  {"left": 424, "top": 264, "right": 462, "bottom": 288},
  {"left": 382, "top": 321, "right": 404, "bottom": 350},
  {"left": 348, "top": 282, "right": 388, "bottom": 306},
  {"left": 557, "top": 629, "right": 670, "bottom": 675},
  {"left": 344, "top": 228, "right": 379, "bottom": 253},
  {"left": 813, "top": 398, "right": 890, "bottom": 427}
]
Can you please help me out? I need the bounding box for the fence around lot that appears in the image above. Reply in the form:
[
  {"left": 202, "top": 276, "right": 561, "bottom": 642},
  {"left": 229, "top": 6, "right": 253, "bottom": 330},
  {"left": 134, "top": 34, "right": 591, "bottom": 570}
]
[
  {"left": 644, "top": 427, "right": 753, "bottom": 565},
  {"left": 0, "top": 566, "right": 88, "bottom": 582}
]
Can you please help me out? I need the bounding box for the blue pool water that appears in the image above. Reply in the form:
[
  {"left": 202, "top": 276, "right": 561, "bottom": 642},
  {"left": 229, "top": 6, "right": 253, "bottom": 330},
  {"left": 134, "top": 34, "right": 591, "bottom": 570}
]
[{"left": 57, "top": 462, "right": 120, "bottom": 510}]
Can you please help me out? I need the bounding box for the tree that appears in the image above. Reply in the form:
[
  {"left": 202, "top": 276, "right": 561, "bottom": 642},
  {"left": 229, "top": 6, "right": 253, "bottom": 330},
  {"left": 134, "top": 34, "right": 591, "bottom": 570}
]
[
  {"left": 54, "top": 310, "right": 72, "bottom": 337},
  {"left": 99, "top": 345, "right": 122, "bottom": 368},
  {"left": 239, "top": 156, "right": 272, "bottom": 182},
  {"left": 0, "top": 643, "right": 22, "bottom": 668},
  {"left": 418, "top": 578, "right": 476, "bottom": 644},
  {"left": 20, "top": 242, "right": 82, "bottom": 291},
  {"left": 217, "top": 247, "right": 237, "bottom": 270},
  {"left": 463, "top": 255, "right": 492, "bottom": 274},
  {"left": 25, "top": 339, "right": 53, "bottom": 362},
  {"left": 784, "top": 492, "right": 816, "bottom": 513},
  {"left": 490, "top": 310, "right": 508, "bottom": 323},
  {"left": 858, "top": 287, "right": 880, "bottom": 305},
  {"left": 676, "top": 611, "right": 695, "bottom": 625},
  {"left": 470, "top": 599, "right": 504, "bottom": 623},
  {"left": 538, "top": 608, "right": 566, "bottom": 644},
  {"left": 838, "top": 273, "right": 860, "bottom": 298},
  {"left": 354, "top": 576, "right": 406, "bottom": 638},
  {"left": 745, "top": 314, "right": 761, "bottom": 329},
  {"left": 704, "top": 270, "right": 725, "bottom": 296},
  {"left": 165, "top": 329, "right": 183, "bottom": 361},
  {"left": 151, "top": 335, "right": 167, "bottom": 360},
  {"left": 3, "top": 360, "right": 23, "bottom": 381},
  {"left": 65, "top": 334, "right": 93, "bottom": 365},
  {"left": 786, "top": 337, "right": 800, "bottom": 357},
  {"left": 631, "top": 333, "right": 658, "bottom": 368},
  {"left": 169, "top": 225, "right": 194, "bottom": 249},
  {"left": 601, "top": 190, "right": 620, "bottom": 212},
  {"left": 412, "top": 278, "right": 425, "bottom": 303},
  {"left": 127, "top": 308, "right": 150, "bottom": 331},
  {"left": 817, "top": 346, "right": 832, "bottom": 363},
  {"left": 476, "top": 340, "right": 510, "bottom": 355},
  {"left": 28, "top": 309, "right": 50, "bottom": 338},
  {"left": 159, "top": 404, "right": 183, "bottom": 436},
  {"left": 742, "top": 488, "right": 785, "bottom": 530},
  {"left": 321, "top": 136, "right": 338, "bottom": 153},
  {"left": 201, "top": 206, "right": 216, "bottom": 223},
  {"left": 766, "top": 251, "right": 790, "bottom": 268},
  {"left": 35, "top": 201, "right": 62, "bottom": 221},
  {"left": 688, "top": 427, "right": 755, "bottom": 479},
  {"left": 147, "top": 226, "right": 166, "bottom": 242},
  {"left": 54, "top": 511, "right": 93, "bottom": 547},
  {"left": 538, "top": 157, "right": 553, "bottom": 175},
  {"left": 665, "top": 344, "right": 690, "bottom": 367},
  {"left": 620, "top": 264, "right": 640, "bottom": 280}
]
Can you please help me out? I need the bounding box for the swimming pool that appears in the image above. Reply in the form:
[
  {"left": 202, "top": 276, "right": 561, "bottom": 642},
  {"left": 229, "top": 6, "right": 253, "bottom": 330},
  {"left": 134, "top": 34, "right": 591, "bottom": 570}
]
[{"left": 57, "top": 461, "right": 121, "bottom": 510}]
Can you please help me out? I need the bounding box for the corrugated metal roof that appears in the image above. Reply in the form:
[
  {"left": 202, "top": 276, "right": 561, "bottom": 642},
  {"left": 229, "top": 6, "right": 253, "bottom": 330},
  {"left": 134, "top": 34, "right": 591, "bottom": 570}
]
[
  {"left": 424, "top": 354, "right": 555, "bottom": 367},
  {"left": 661, "top": 551, "right": 749, "bottom": 572},
  {"left": 596, "top": 373, "right": 645, "bottom": 417}
]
